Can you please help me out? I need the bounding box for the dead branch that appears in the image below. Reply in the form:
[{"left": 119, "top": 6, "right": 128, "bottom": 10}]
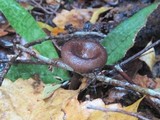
[
  {"left": 87, "top": 105, "right": 150, "bottom": 120},
  {"left": 15, "top": 44, "right": 73, "bottom": 71},
  {"left": 94, "top": 75, "right": 160, "bottom": 99}
]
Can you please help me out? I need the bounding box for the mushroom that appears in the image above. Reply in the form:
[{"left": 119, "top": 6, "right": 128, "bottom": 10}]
[{"left": 61, "top": 39, "right": 107, "bottom": 73}]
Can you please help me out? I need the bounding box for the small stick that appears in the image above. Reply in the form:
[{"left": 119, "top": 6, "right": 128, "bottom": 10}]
[
  {"left": 30, "top": 0, "right": 57, "bottom": 15},
  {"left": 16, "top": 44, "right": 73, "bottom": 71},
  {"left": 24, "top": 36, "right": 50, "bottom": 48},
  {"left": 114, "top": 65, "right": 134, "bottom": 83},
  {"left": 95, "top": 75, "right": 160, "bottom": 99},
  {"left": 87, "top": 105, "right": 150, "bottom": 120},
  {"left": 0, "top": 51, "right": 20, "bottom": 85},
  {"left": 120, "top": 39, "right": 160, "bottom": 67},
  {"left": 0, "top": 59, "right": 52, "bottom": 65},
  {"left": 24, "top": 31, "right": 107, "bottom": 48},
  {"left": 14, "top": 59, "right": 49, "bottom": 65},
  {"left": 109, "top": 39, "right": 160, "bottom": 75}
]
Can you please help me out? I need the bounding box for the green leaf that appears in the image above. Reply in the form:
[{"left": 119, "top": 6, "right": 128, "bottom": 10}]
[
  {"left": 102, "top": 3, "right": 160, "bottom": 65},
  {"left": 0, "top": 0, "right": 69, "bottom": 83},
  {"left": 42, "top": 84, "right": 61, "bottom": 99}
]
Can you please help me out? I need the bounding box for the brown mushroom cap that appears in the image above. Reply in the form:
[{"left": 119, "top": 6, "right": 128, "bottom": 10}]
[{"left": 61, "top": 40, "right": 107, "bottom": 73}]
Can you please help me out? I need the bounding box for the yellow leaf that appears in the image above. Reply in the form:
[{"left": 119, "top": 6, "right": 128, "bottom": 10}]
[
  {"left": 90, "top": 7, "right": 112, "bottom": 24},
  {"left": 106, "top": 97, "right": 144, "bottom": 120},
  {"left": 0, "top": 79, "right": 80, "bottom": 120},
  {"left": 63, "top": 98, "right": 107, "bottom": 120},
  {"left": 140, "top": 42, "right": 157, "bottom": 70},
  {"left": 0, "top": 78, "right": 46, "bottom": 120},
  {"left": 37, "top": 21, "right": 53, "bottom": 31},
  {"left": 37, "top": 22, "right": 66, "bottom": 36}
]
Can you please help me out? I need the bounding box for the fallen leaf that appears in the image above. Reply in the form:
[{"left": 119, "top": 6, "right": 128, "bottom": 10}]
[
  {"left": 38, "top": 21, "right": 66, "bottom": 36},
  {"left": 42, "top": 84, "right": 61, "bottom": 99},
  {"left": 63, "top": 97, "right": 144, "bottom": 120},
  {"left": 0, "top": 79, "right": 144, "bottom": 120},
  {"left": 0, "top": 78, "right": 45, "bottom": 120},
  {"left": 0, "top": 23, "right": 15, "bottom": 34},
  {"left": 106, "top": 97, "right": 144, "bottom": 120},
  {"left": 43, "top": 88, "right": 80, "bottom": 120},
  {"left": 0, "top": 79, "right": 80, "bottom": 120},
  {"left": 133, "top": 74, "right": 156, "bottom": 89},
  {"left": 90, "top": 6, "right": 112, "bottom": 24},
  {"left": 38, "top": 21, "right": 54, "bottom": 31},
  {"left": 63, "top": 98, "right": 106, "bottom": 120},
  {"left": 53, "top": 9, "right": 93, "bottom": 29},
  {"left": 51, "top": 27, "right": 66, "bottom": 36},
  {"left": 140, "top": 42, "right": 157, "bottom": 70},
  {"left": 0, "top": 29, "right": 8, "bottom": 36}
]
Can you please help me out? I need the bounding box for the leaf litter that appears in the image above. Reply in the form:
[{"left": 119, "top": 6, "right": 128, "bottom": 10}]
[
  {"left": 0, "top": 0, "right": 160, "bottom": 119},
  {"left": 0, "top": 79, "right": 144, "bottom": 120}
]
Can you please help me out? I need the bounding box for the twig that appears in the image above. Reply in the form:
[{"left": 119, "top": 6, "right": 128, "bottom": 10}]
[
  {"left": 0, "top": 51, "right": 20, "bottom": 85},
  {"left": 15, "top": 44, "right": 73, "bottom": 71},
  {"left": 0, "top": 58, "right": 51, "bottom": 65},
  {"left": 120, "top": 39, "right": 160, "bottom": 67},
  {"left": 93, "top": 75, "right": 160, "bottom": 99},
  {"left": 24, "top": 36, "right": 50, "bottom": 47},
  {"left": 87, "top": 105, "right": 150, "bottom": 120},
  {"left": 72, "top": 31, "right": 107, "bottom": 38},
  {"left": 14, "top": 59, "right": 49, "bottom": 65},
  {"left": 24, "top": 31, "right": 107, "bottom": 48},
  {"left": 109, "top": 39, "right": 160, "bottom": 75},
  {"left": 114, "top": 65, "right": 134, "bottom": 83},
  {"left": 30, "top": 0, "right": 57, "bottom": 15}
]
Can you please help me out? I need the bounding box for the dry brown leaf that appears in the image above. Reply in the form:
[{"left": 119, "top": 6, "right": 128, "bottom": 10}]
[
  {"left": 133, "top": 74, "right": 156, "bottom": 88},
  {"left": 53, "top": 9, "right": 93, "bottom": 29},
  {"left": 0, "top": 29, "right": 8, "bottom": 37},
  {"left": 0, "top": 23, "right": 15, "bottom": 34}
]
